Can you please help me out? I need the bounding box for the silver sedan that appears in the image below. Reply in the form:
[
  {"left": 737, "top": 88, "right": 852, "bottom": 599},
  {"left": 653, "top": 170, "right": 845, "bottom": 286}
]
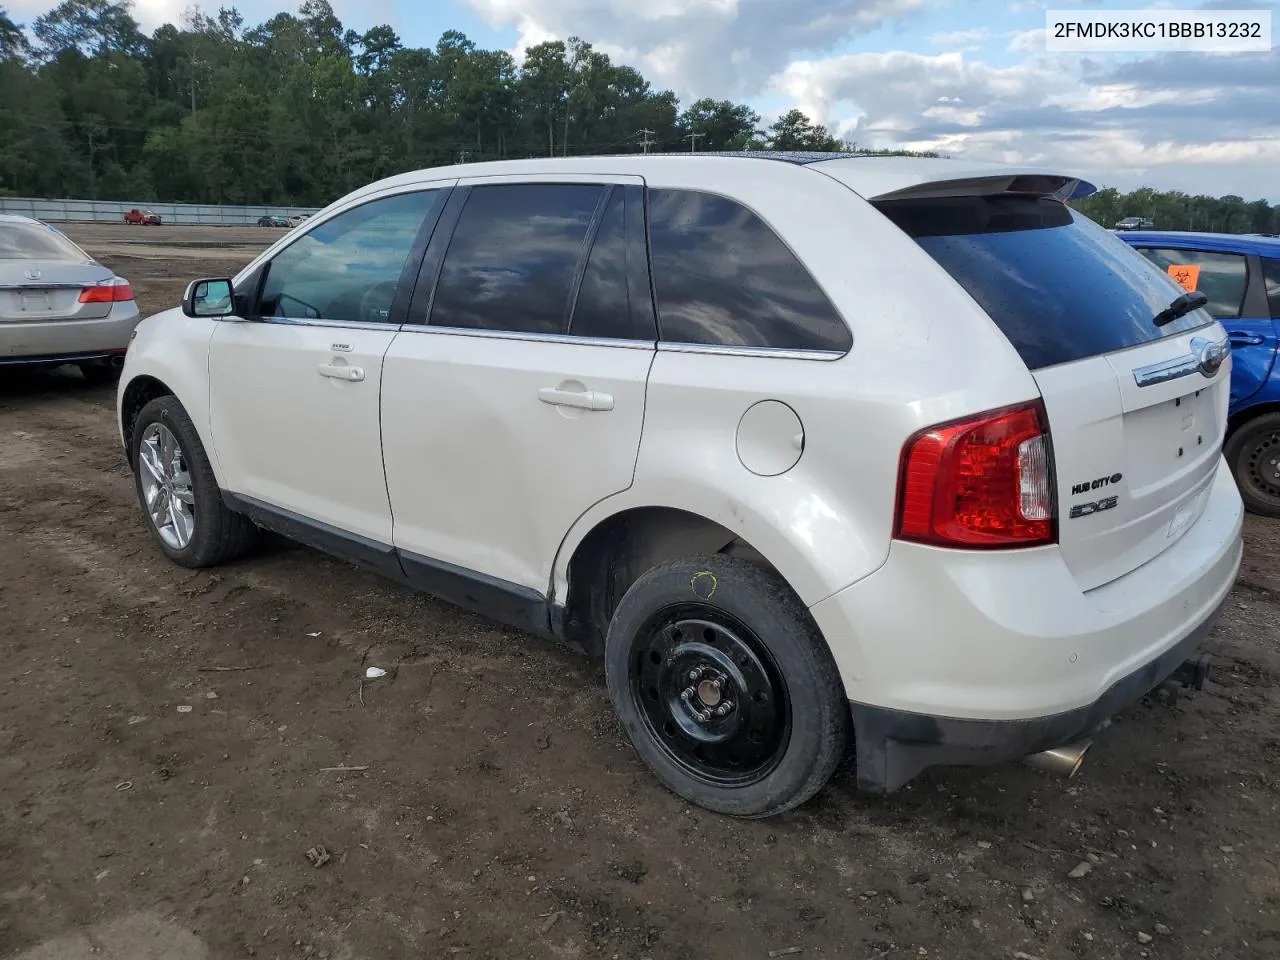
[{"left": 0, "top": 215, "right": 141, "bottom": 384}]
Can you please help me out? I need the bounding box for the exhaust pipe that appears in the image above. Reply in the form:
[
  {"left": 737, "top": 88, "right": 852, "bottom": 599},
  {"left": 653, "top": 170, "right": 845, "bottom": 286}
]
[
  {"left": 1024, "top": 740, "right": 1092, "bottom": 779},
  {"left": 110, "top": 354, "right": 126, "bottom": 368}
]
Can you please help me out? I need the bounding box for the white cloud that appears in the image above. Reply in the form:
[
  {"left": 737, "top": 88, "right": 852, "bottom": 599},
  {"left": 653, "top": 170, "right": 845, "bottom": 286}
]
[
  {"left": 468, "top": 0, "right": 925, "bottom": 98},
  {"left": 6, "top": 0, "right": 394, "bottom": 33},
  {"left": 930, "top": 27, "right": 988, "bottom": 50},
  {"left": 772, "top": 44, "right": 1280, "bottom": 198},
  {"left": 1007, "top": 27, "right": 1045, "bottom": 53}
]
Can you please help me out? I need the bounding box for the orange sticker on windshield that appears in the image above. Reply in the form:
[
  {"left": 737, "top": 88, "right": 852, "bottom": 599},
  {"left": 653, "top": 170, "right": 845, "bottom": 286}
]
[{"left": 1167, "top": 264, "right": 1200, "bottom": 292}]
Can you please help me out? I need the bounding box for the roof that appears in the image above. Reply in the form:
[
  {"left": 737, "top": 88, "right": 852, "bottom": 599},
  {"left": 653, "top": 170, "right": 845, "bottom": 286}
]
[
  {"left": 1116, "top": 230, "right": 1280, "bottom": 257},
  {"left": 348, "top": 152, "right": 1098, "bottom": 207}
]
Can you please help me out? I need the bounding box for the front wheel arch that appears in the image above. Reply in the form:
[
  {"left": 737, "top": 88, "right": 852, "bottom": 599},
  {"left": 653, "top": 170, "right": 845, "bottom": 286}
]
[{"left": 120, "top": 374, "right": 176, "bottom": 462}]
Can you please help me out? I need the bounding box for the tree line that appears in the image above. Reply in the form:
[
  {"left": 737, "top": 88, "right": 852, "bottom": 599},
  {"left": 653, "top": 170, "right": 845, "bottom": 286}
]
[
  {"left": 0, "top": 0, "right": 933, "bottom": 207},
  {"left": 1073, "top": 186, "right": 1280, "bottom": 237},
  {"left": 1, "top": 0, "right": 1275, "bottom": 235}
]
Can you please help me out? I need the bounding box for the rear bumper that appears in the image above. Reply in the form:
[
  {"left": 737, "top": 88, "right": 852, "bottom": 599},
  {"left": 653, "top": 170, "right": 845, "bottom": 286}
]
[
  {"left": 0, "top": 302, "right": 141, "bottom": 361},
  {"left": 848, "top": 593, "right": 1227, "bottom": 792},
  {"left": 809, "top": 455, "right": 1244, "bottom": 791}
]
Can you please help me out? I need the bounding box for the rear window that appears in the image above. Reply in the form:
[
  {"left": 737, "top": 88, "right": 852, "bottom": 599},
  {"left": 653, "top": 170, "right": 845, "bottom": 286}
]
[
  {"left": 0, "top": 221, "right": 89, "bottom": 261},
  {"left": 877, "top": 195, "right": 1212, "bottom": 370}
]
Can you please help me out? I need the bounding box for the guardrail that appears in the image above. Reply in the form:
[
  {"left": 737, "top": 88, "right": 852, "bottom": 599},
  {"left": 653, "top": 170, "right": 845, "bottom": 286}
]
[{"left": 0, "top": 197, "right": 322, "bottom": 226}]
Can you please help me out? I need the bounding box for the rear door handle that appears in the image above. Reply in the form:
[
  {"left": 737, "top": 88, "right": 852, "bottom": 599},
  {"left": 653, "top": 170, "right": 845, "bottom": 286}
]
[
  {"left": 318, "top": 362, "right": 365, "bottom": 382},
  {"left": 537, "top": 386, "right": 614, "bottom": 411},
  {"left": 1229, "top": 332, "right": 1266, "bottom": 347}
]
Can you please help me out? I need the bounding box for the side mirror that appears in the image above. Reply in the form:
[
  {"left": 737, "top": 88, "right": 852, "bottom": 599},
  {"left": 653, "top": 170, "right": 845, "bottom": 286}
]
[{"left": 182, "top": 277, "right": 236, "bottom": 318}]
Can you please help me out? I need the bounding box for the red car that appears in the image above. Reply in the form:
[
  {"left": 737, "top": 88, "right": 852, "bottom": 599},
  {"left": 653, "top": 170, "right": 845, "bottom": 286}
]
[{"left": 123, "top": 208, "right": 162, "bottom": 225}]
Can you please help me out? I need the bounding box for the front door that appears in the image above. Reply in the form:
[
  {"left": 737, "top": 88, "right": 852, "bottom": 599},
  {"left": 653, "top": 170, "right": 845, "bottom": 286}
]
[
  {"left": 379, "top": 177, "right": 656, "bottom": 626},
  {"left": 207, "top": 187, "right": 450, "bottom": 551}
]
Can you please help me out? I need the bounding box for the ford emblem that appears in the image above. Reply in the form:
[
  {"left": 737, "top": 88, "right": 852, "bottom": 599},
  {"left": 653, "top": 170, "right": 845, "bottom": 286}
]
[{"left": 1191, "top": 336, "right": 1227, "bottom": 378}]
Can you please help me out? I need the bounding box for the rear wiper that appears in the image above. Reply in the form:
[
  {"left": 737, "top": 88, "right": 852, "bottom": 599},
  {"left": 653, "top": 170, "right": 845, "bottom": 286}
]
[{"left": 1152, "top": 290, "right": 1208, "bottom": 328}]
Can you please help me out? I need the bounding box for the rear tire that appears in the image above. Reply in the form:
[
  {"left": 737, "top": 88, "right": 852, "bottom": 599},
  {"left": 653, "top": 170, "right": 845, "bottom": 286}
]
[
  {"left": 1224, "top": 412, "right": 1280, "bottom": 518},
  {"left": 604, "top": 554, "right": 847, "bottom": 818},
  {"left": 131, "top": 395, "right": 258, "bottom": 567}
]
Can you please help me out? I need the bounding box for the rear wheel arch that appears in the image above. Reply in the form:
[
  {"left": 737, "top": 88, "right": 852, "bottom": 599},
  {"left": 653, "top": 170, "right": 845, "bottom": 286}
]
[{"left": 558, "top": 505, "right": 806, "bottom": 659}]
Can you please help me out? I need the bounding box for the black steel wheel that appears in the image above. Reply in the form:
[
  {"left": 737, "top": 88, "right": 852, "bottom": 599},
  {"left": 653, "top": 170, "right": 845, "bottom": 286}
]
[
  {"left": 605, "top": 554, "right": 847, "bottom": 818},
  {"left": 632, "top": 608, "right": 790, "bottom": 788},
  {"left": 1225, "top": 412, "right": 1280, "bottom": 518}
]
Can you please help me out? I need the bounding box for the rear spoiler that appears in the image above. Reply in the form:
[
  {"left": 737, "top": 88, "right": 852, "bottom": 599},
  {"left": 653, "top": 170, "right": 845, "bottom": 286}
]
[
  {"left": 870, "top": 174, "right": 1096, "bottom": 203},
  {"left": 810, "top": 158, "right": 1098, "bottom": 204}
]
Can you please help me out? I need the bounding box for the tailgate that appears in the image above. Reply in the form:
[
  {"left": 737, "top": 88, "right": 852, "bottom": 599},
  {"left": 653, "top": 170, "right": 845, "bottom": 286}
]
[
  {"left": 1035, "top": 330, "right": 1229, "bottom": 590},
  {"left": 873, "top": 187, "right": 1230, "bottom": 590}
]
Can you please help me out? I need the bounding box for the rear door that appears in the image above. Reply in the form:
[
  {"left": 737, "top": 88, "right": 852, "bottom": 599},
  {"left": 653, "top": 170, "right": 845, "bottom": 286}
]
[
  {"left": 877, "top": 193, "right": 1228, "bottom": 592},
  {"left": 379, "top": 176, "right": 656, "bottom": 612},
  {"left": 1128, "top": 244, "right": 1277, "bottom": 410}
]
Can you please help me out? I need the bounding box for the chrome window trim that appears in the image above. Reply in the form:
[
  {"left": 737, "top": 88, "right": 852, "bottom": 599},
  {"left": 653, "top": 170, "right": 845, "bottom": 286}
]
[
  {"left": 395, "top": 324, "right": 845, "bottom": 358},
  {"left": 398, "top": 324, "right": 655, "bottom": 350},
  {"left": 226, "top": 316, "right": 401, "bottom": 333},
  {"left": 657, "top": 341, "right": 845, "bottom": 361}
]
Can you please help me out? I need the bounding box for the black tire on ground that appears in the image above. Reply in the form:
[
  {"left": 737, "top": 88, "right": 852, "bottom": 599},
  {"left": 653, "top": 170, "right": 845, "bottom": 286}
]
[
  {"left": 130, "top": 395, "right": 258, "bottom": 567},
  {"left": 1224, "top": 412, "right": 1280, "bottom": 518},
  {"left": 604, "top": 553, "right": 848, "bottom": 818},
  {"left": 79, "top": 362, "right": 120, "bottom": 387}
]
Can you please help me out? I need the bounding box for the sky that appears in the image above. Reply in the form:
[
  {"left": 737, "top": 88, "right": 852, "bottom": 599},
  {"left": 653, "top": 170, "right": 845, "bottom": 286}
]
[{"left": 8, "top": 0, "right": 1280, "bottom": 201}]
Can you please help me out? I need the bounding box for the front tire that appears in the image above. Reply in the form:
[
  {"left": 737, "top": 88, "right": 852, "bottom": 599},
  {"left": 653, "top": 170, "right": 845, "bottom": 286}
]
[
  {"left": 131, "top": 396, "right": 258, "bottom": 567},
  {"left": 604, "top": 554, "right": 847, "bottom": 818},
  {"left": 1224, "top": 412, "right": 1280, "bottom": 518}
]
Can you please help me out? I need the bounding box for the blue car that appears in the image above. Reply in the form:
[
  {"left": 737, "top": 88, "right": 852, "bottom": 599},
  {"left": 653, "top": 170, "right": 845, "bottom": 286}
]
[{"left": 1119, "top": 231, "right": 1280, "bottom": 516}]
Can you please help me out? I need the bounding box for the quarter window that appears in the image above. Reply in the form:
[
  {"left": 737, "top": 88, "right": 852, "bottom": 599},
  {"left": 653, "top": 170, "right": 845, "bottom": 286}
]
[
  {"left": 257, "top": 190, "right": 441, "bottom": 324},
  {"left": 646, "top": 188, "right": 851, "bottom": 352},
  {"left": 1263, "top": 258, "right": 1280, "bottom": 320},
  {"left": 430, "top": 183, "right": 604, "bottom": 335},
  {"left": 1134, "top": 248, "right": 1249, "bottom": 319}
]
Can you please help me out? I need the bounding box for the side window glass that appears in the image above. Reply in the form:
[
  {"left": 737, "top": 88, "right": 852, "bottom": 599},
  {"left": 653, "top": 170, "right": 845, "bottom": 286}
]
[
  {"left": 569, "top": 188, "right": 638, "bottom": 340},
  {"left": 1135, "top": 247, "right": 1249, "bottom": 319},
  {"left": 258, "top": 190, "right": 441, "bottom": 324},
  {"left": 1263, "top": 258, "right": 1280, "bottom": 320},
  {"left": 646, "top": 188, "right": 851, "bottom": 352},
  {"left": 430, "top": 183, "right": 603, "bottom": 335}
]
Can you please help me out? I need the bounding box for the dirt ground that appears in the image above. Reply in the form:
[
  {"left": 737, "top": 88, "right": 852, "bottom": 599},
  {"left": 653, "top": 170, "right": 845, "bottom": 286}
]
[{"left": 2, "top": 224, "right": 1280, "bottom": 960}]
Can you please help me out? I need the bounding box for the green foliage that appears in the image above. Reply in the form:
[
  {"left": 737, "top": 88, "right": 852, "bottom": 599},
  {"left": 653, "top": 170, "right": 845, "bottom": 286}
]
[
  {"left": 0, "top": 0, "right": 943, "bottom": 203},
  {"left": 1073, "top": 185, "right": 1280, "bottom": 236}
]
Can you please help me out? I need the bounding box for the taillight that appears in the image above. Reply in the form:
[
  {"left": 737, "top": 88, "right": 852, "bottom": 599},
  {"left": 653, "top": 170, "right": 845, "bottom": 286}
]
[
  {"left": 79, "top": 278, "right": 134, "bottom": 303},
  {"left": 895, "top": 400, "right": 1056, "bottom": 549}
]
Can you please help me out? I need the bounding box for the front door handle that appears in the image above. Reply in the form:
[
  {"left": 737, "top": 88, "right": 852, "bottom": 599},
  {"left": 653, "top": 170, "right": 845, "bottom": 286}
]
[
  {"left": 318, "top": 362, "right": 365, "bottom": 382},
  {"left": 1229, "top": 332, "right": 1266, "bottom": 347},
  {"left": 537, "top": 386, "right": 614, "bottom": 411}
]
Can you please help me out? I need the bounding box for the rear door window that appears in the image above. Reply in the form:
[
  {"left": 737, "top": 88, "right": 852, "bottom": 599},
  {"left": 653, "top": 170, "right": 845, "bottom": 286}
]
[
  {"left": 1132, "top": 248, "right": 1249, "bottom": 319},
  {"left": 429, "top": 183, "right": 604, "bottom": 335},
  {"left": 1263, "top": 258, "right": 1280, "bottom": 320},
  {"left": 877, "top": 195, "right": 1213, "bottom": 370}
]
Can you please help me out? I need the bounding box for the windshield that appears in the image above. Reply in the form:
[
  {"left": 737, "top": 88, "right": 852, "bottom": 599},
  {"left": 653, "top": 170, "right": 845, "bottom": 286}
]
[
  {"left": 876, "top": 195, "right": 1212, "bottom": 369},
  {"left": 0, "top": 222, "right": 91, "bottom": 261}
]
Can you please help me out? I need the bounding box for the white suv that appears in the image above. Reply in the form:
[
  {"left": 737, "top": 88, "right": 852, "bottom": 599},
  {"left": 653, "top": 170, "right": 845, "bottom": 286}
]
[{"left": 118, "top": 153, "right": 1244, "bottom": 818}]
